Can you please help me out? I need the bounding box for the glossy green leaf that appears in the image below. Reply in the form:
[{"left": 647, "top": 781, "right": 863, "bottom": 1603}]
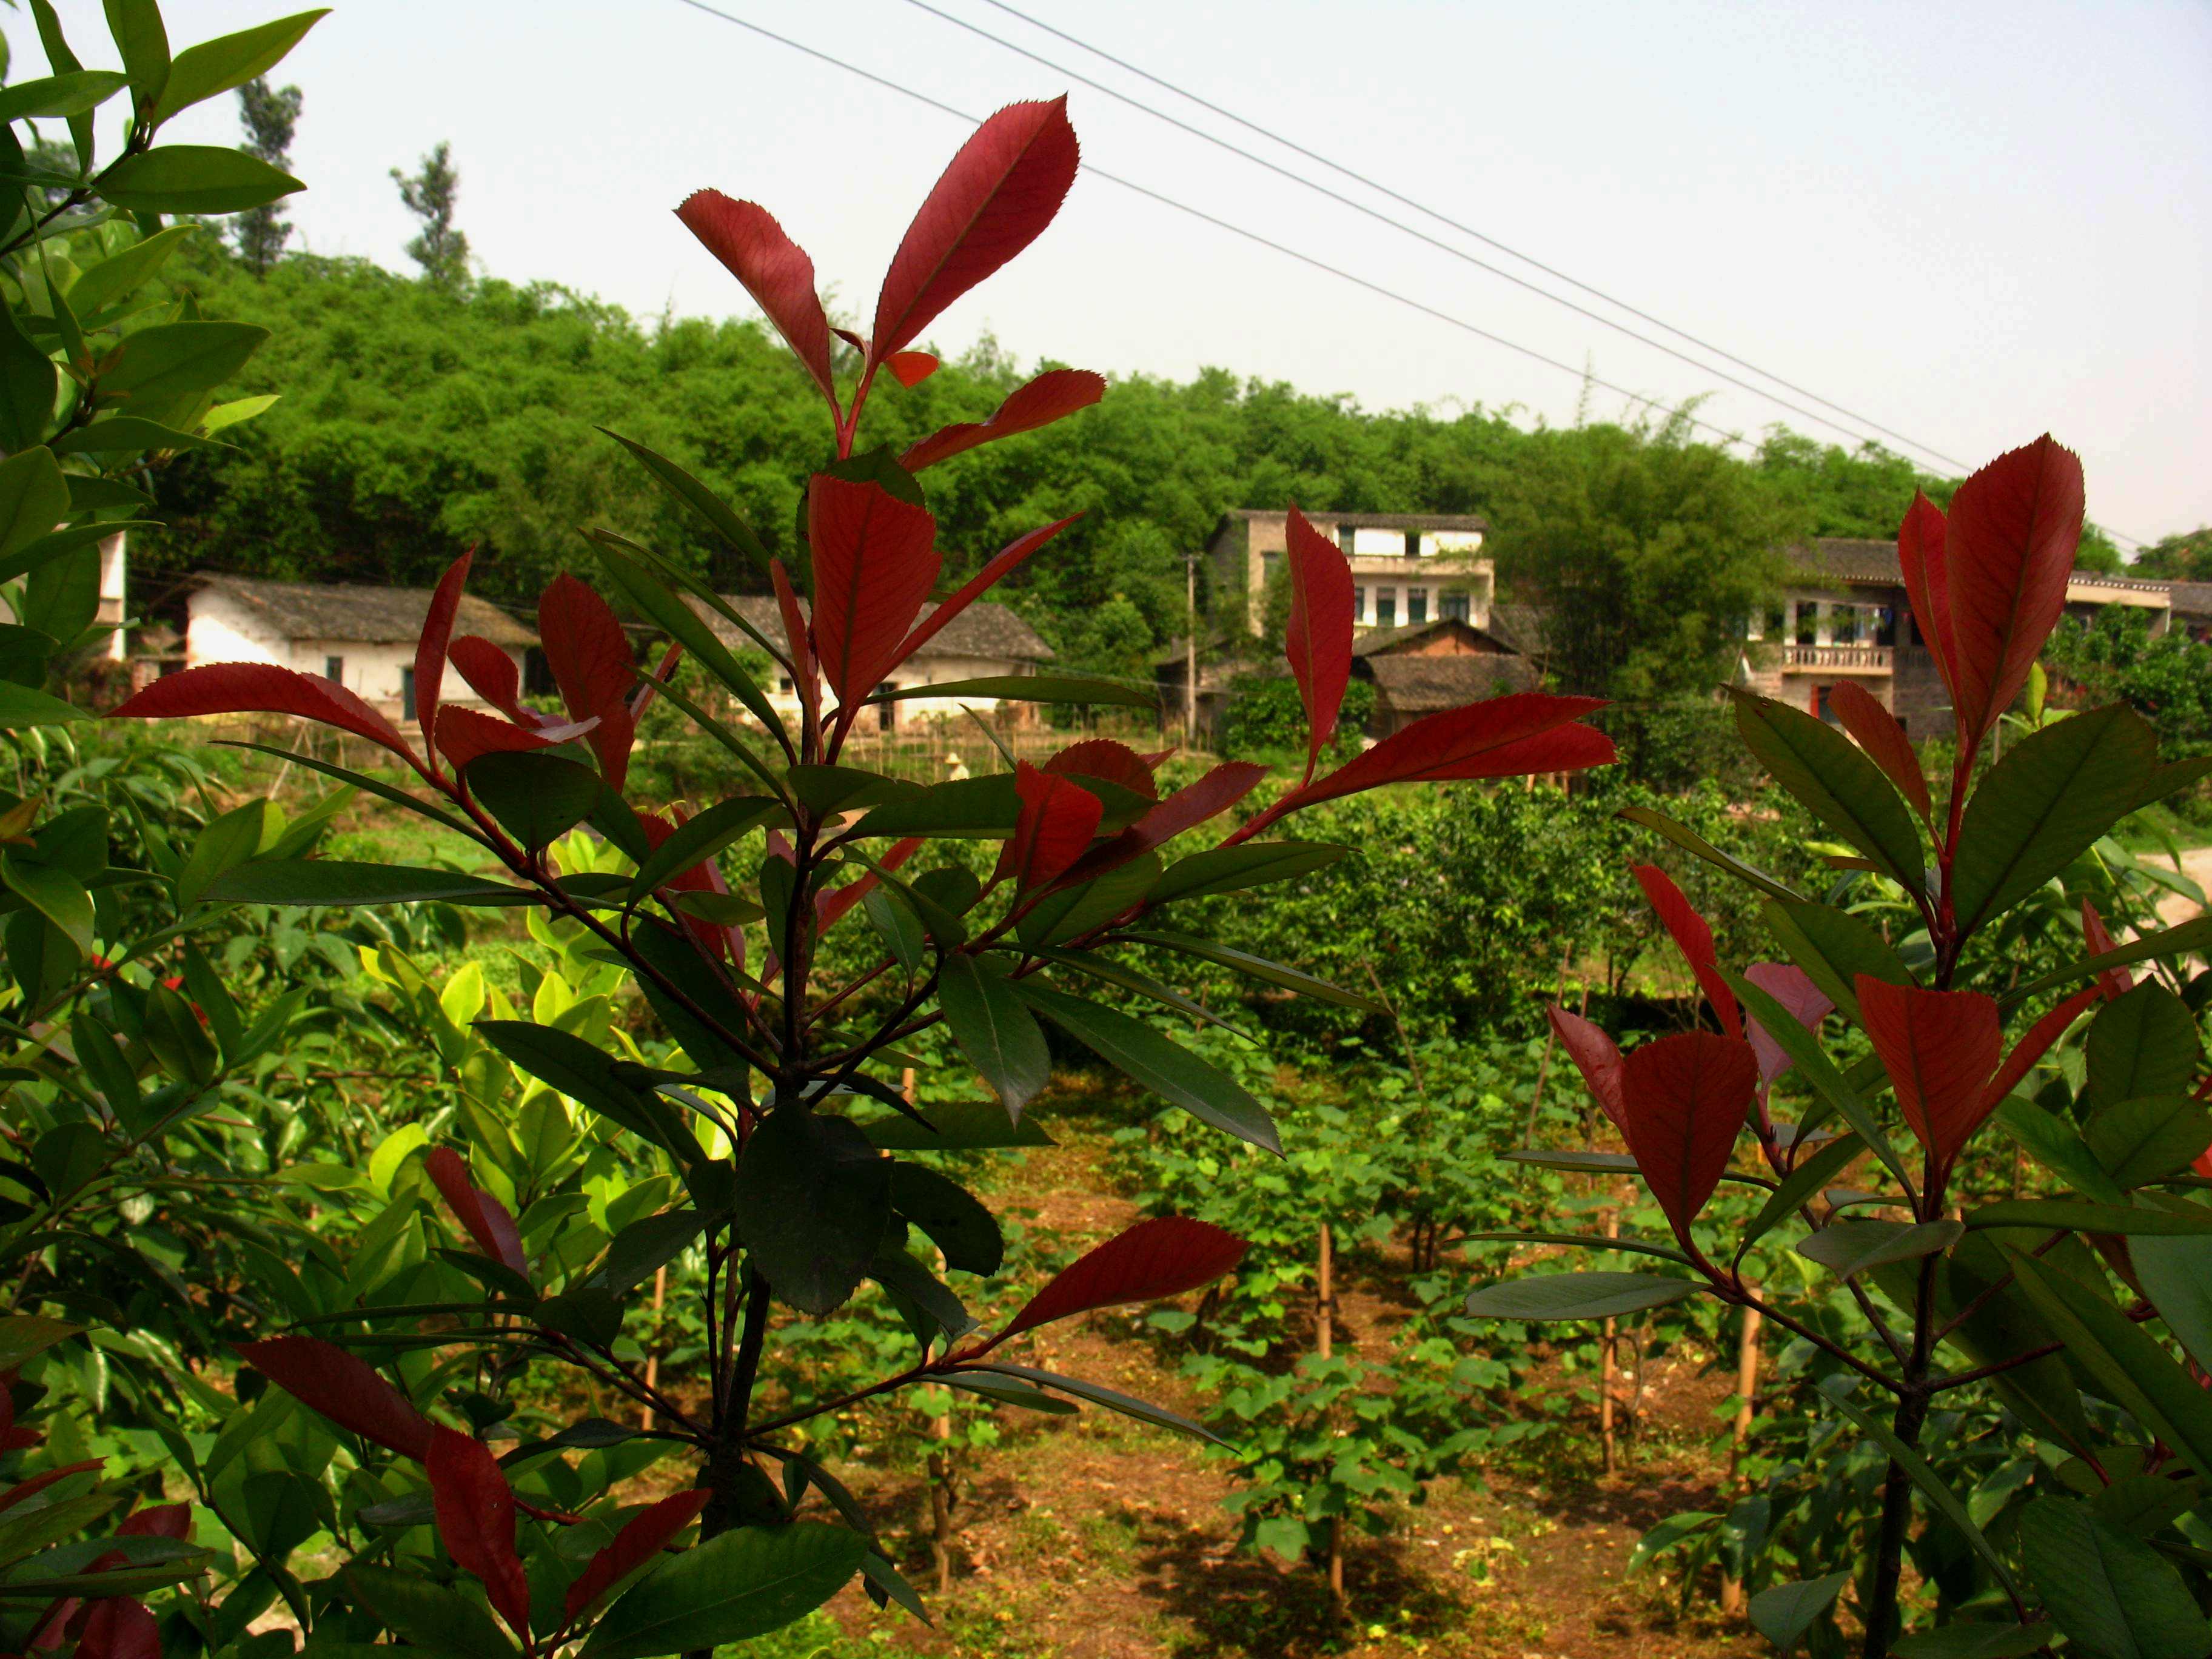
[
  {"left": 0, "top": 683, "right": 91, "bottom": 727},
  {"left": 0, "top": 306, "right": 58, "bottom": 456},
  {"left": 2019, "top": 1496, "right": 2209, "bottom": 1659},
  {"left": 852, "top": 1099, "right": 1054, "bottom": 1151},
  {"left": 2133, "top": 1232, "right": 2212, "bottom": 1374},
  {"left": 626, "top": 796, "right": 778, "bottom": 904},
  {"left": 1950, "top": 705, "right": 2160, "bottom": 940},
  {"left": 598, "top": 427, "right": 773, "bottom": 577},
  {"left": 1758, "top": 899, "right": 1913, "bottom": 1022},
  {"left": 1016, "top": 854, "right": 1161, "bottom": 949},
  {"left": 50, "top": 415, "right": 229, "bottom": 455},
  {"left": 870, "top": 674, "right": 1155, "bottom": 708},
  {"left": 1748, "top": 1572, "right": 1849, "bottom": 1655},
  {"left": 152, "top": 10, "right": 327, "bottom": 121},
  {"left": 0, "top": 447, "right": 69, "bottom": 565},
  {"left": 217, "top": 742, "right": 488, "bottom": 845},
  {"left": 1966, "top": 1199, "right": 2212, "bottom": 1235},
  {"left": 2085, "top": 1095, "right": 2212, "bottom": 1188},
  {"left": 1889, "top": 1623, "right": 2055, "bottom": 1659},
  {"left": 2085, "top": 985, "right": 2201, "bottom": 1111},
  {"left": 1795, "top": 1218, "right": 1961, "bottom": 1279},
  {"left": 346, "top": 1564, "right": 517, "bottom": 1659},
  {"left": 1990, "top": 1098, "right": 2126, "bottom": 1205},
  {"left": 937, "top": 954, "right": 1050, "bottom": 1118},
  {"left": 1456, "top": 1229, "right": 1690, "bottom": 1265},
  {"left": 1618, "top": 802, "right": 1803, "bottom": 904},
  {"left": 1015, "top": 980, "right": 1280, "bottom": 1154},
  {"left": 1463, "top": 1271, "right": 1699, "bottom": 1320},
  {"left": 475, "top": 1021, "right": 700, "bottom": 1165},
  {"left": 1, "top": 853, "right": 92, "bottom": 955},
  {"left": 1146, "top": 841, "right": 1350, "bottom": 905},
  {"left": 1121, "top": 928, "right": 1384, "bottom": 1013},
  {"left": 97, "top": 320, "right": 268, "bottom": 425},
  {"left": 593, "top": 537, "right": 786, "bottom": 737},
  {"left": 461, "top": 750, "right": 602, "bottom": 852},
  {"left": 2005, "top": 914, "right": 2212, "bottom": 1007},
  {"left": 204, "top": 862, "right": 529, "bottom": 907},
  {"left": 889, "top": 1163, "right": 1002, "bottom": 1275},
  {"left": 1741, "top": 1133, "right": 1866, "bottom": 1247},
  {"left": 64, "top": 224, "right": 198, "bottom": 317},
  {"left": 0, "top": 70, "right": 130, "bottom": 122},
  {"left": 960, "top": 1361, "right": 1231, "bottom": 1447},
  {"left": 1729, "top": 688, "right": 1925, "bottom": 888},
  {"left": 732, "top": 1110, "right": 891, "bottom": 1315},
  {"left": 96, "top": 146, "right": 303, "bottom": 213}
]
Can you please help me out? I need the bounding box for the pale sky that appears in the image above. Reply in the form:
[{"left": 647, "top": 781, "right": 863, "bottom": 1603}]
[{"left": 16, "top": 0, "right": 2212, "bottom": 545}]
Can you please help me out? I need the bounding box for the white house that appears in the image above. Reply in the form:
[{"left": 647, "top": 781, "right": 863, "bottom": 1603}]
[
  {"left": 184, "top": 574, "right": 537, "bottom": 719},
  {"left": 1205, "top": 509, "right": 1496, "bottom": 634},
  {"left": 688, "top": 594, "right": 1055, "bottom": 731}
]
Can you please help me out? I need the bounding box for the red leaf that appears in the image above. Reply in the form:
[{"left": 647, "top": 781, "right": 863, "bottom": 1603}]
[
  {"left": 871, "top": 98, "right": 1079, "bottom": 363},
  {"left": 2082, "top": 898, "right": 2133, "bottom": 1000},
  {"left": 1550, "top": 1007, "right": 1626, "bottom": 1133},
  {"left": 674, "top": 191, "right": 838, "bottom": 412},
  {"left": 449, "top": 635, "right": 534, "bottom": 725},
  {"left": 1826, "top": 680, "right": 1931, "bottom": 823},
  {"left": 1897, "top": 492, "right": 1959, "bottom": 711},
  {"left": 1045, "top": 738, "right": 1158, "bottom": 801},
  {"left": 423, "top": 1147, "right": 529, "bottom": 1281},
  {"left": 1620, "top": 1032, "right": 1758, "bottom": 1248},
  {"left": 1855, "top": 976, "right": 2002, "bottom": 1176},
  {"left": 1742, "top": 963, "right": 1833, "bottom": 1085},
  {"left": 76, "top": 1597, "right": 158, "bottom": 1659},
  {"left": 438, "top": 705, "right": 596, "bottom": 775},
  {"left": 0, "top": 1460, "right": 104, "bottom": 1517},
  {"left": 807, "top": 474, "right": 940, "bottom": 712},
  {"left": 415, "top": 549, "right": 475, "bottom": 774},
  {"left": 1631, "top": 864, "right": 1740, "bottom": 1037},
  {"left": 1238, "top": 695, "right": 1610, "bottom": 839},
  {"left": 427, "top": 1426, "right": 531, "bottom": 1642},
  {"left": 592, "top": 697, "right": 637, "bottom": 795},
  {"left": 562, "top": 1489, "right": 711, "bottom": 1623},
  {"left": 107, "top": 663, "right": 414, "bottom": 762},
  {"left": 1055, "top": 760, "right": 1268, "bottom": 890},
  {"left": 1002, "top": 762, "right": 1103, "bottom": 895},
  {"left": 899, "top": 368, "right": 1104, "bottom": 472},
  {"left": 235, "top": 1336, "right": 432, "bottom": 1460},
  {"left": 886, "top": 350, "right": 939, "bottom": 389},
  {"left": 1282, "top": 505, "right": 1355, "bottom": 785},
  {"left": 888, "top": 515, "right": 1079, "bottom": 665},
  {"left": 637, "top": 808, "right": 739, "bottom": 961},
  {"left": 816, "top": 836, "right": 922, "bottom": 934},
  {"left": 1944, "top": 435, "right": 2085, "bottom": 748},
  {"left": 1981, "top": 985, "right": 2102, "bottom": 1114},
  {"left": 770, "top": 558, "right": 820, "bottom": 733},
  {"left": 540, "top": 573, "right": 636, "bottom": 726},
  {"left": 116, "top": 1502, "right": 190, "bottom": 1540},
  {"left": 993, "top": 1216, "right": 1245, "bottom": 1345}
]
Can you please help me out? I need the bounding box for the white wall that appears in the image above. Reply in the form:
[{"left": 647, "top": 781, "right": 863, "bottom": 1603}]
[
  {"left": 185, "top": 590, "right": 526, "bottom": 711},
  {"left": 759, "top": 653, "right": 1052, "bottom": 730}
]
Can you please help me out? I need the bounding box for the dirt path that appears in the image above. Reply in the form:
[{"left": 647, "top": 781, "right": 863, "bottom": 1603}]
[{"left": 2155, "top": 845, "right": 2212, "bottom": 927}]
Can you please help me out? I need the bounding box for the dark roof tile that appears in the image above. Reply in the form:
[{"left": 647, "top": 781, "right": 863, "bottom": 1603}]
[
  {"left": 192, "top": 574, "right": 536, "bottom": 648},
  {"left": 697, "top": 595, "right": 1053, "bottom": 662}
]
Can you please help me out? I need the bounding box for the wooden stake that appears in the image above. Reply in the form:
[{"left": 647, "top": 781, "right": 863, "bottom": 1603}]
[
  {"left": 928, "top": 1413, "right": 954, "bottom": 1594},
  {"left": 1522, "top": 956, "right": 1572, "bottom": 1147},
  {"left": 1599, "top": 1209, "right": 1619, "bottom": 1477},
  {"left": 1720, "top": 1299, "right": 1764, "bottom": 1616},
  {"left": 640, "top": 1264, "right": 667, "bottom": 1430},
  {"left": 1318, "top": 1222, "right": 1344, "bottom": 1607}
]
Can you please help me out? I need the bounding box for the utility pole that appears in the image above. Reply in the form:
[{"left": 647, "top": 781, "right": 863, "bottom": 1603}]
[{"left": 1184, "top": 551, "right": 1199, "bottom": 745}]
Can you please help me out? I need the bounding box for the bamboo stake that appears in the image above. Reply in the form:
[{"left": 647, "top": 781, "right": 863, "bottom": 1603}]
[
  {"left": 1599, "top": 1208, "right": 1619, "bottom": 1476},
  {"left": 1318, "top": 1222, "right": 1344, "bottom": 1607},
  {"left": 639, "top": 1265, "right": 667, "bottom": 1430},
  {"left": 1720, "top": 1300, "right": 1764, "bottom": 1615},
  {"left": 1521, "top": 956, "right": 1572, "bottom": 1147}
]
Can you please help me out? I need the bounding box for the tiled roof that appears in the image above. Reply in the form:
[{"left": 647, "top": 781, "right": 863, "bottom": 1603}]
[
  {"left": 191, "top": 574, "right": 537, "bottom": 647},
  {"left": 1788, "top": 539, "right": 2178, "bottom": 598},
  {"left": 1363, "top": 654, "right": 1537, "bottom": 711},
  {"left": 1223, "top": 508, "right": 1490, "bottom": 532},
  {"left": 2168, "top": 581, "right": 2212, "bottom": 617},
  {"left": 1350, "top": 618, "right": 1516, "bottom": 658},
  {"left": 696, "top": 595, "right": 1053, "bottom": 662}
]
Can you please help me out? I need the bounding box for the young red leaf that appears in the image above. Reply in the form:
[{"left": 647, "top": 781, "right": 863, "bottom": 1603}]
[
  {"left": 76, "top": 1597, "right": 158, "bottom": 1659},
  {"left": 1896, "top": 491, "right": 1959, "bottom": 711},
  {"left": 116, "top": 1503, "right": 190, "bottom": 1540},
  {"left": 1056, "top": 760, "right": 1268, "bottom": 890},
  {"left": 1233, "top": 694, "right": 1611, "bottom": 841},
  {"left": 899, "top": 367, "right": 1104, "bottom": 472},
  {"left": 637, "top": 808, "right": 741, "bottom": 961},
  {"left": 540, "top": 572, "right": 635, "bottom": 722},
  {"left": 1826, "top": 680, "right": 1931, "bottom": 824},
  {"left": 561, "top": 1489, "right": 712, "bottom": 1623},
  {"left": 871, "top": 98, "right": 1079, "bottom": 363},
  {"left": 2081, "top": 898, "right": 2133, "bottom": 1000},
  {"left": 769, "top": 558, "right": 820, "bottom": 734},
  {"left": 1980, "top": 985, "right": 2101, "bottom": 1114},
  {"left": 1550, "top": 1005, "right": 1626, "bottom": 1133},
  {"left": 449, "top": 635, "right": 535, "bottom": 726},
  {"left": 674, "top": 191, "right": 839, "bottom": 414},
  {"left": 0, "top": 1460, "right": 105, "bottom": 1517},
  {"left": 1631, "top": 863, "right": 1741, "bottom": 1037},
  {"left": 1855, "top": 976, "right": 2002, "bottom": 1176},
  {"left": 591, "top": 696, "right": 637, "bottom": 795},
  {"left": 816, "top": 836, "right": 922, "bottom": 934},
  {"left": 427, "top": 1426, "right": 531, "bottom": 1642},
  {"left": 235, "top": 1335, "right": 434, "bottom": 1460},
  {"left": 990, "top": 1216, "right": 1245, "bottom": 1346},
  {"left": 1742, "top": 962, "right": 1834, "bottom": 1085},
  {"left": 1282, "top": 504, "right": 1354, "bottom": 786},
  {"left": 1943, "top": 435, "right": 2084, "bottom": 748},
  {"left": 415, "top": 549, "right": 474, "bottom": 775},
  {"left": 888, "top": 515, "right": 1079, "bottom": 665},
  {"left": 107, "top": 663, "right": 414, "bottom": 762},
  {"left": 885, "top": 350, "right": 939, "bottom": 389},
  {"left": 423, "top": 1147, "right": 529, "bottom": 1280},
  {"left": 1619, "top": 1031, "right": 1758, "bottom": 1249},
  {"left": 438, "top": 705, "right": 595, "bottom": 776},
  {"left": 1001, "top": 762, "right": 1103, "bottom": 895},
  {"left": 807, "top": 474, "right": 941, "bottom": 713},
  {"left": 1045, "top": 738, "right": 1158, "bottom": 801}
]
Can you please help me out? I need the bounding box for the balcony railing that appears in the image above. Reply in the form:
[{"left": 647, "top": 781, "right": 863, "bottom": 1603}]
[{"left": 1783, "top": 643, "right": 1892, "bottom": 671}]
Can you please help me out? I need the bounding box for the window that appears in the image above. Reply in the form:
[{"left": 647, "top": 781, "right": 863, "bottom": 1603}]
[
  {"left": 876, "top": 682, "right": 897, "bottom": 732},
  {"left": 1873, "top": 606, "right": 1897, "bottom": 647},
  {"left": 1405, "top": 531, "right": 1421, "bottom": 558},
  {"left": 1352, "top": 586, "right": 1366, "bottom": 622},
  {"left": 777, "top": 675, "right": 794, "bottom": 695},
  {"left": 324, "top": 655, "right": 344, "bottom": 684},
  {"left": 1832, "top": 606, "right": 1860, "bottom": 646},
  {"left": 1439, "top": 589, "right": 1470, "bottom": 622},
  {"left": 1812, "top": 683, "right": 1840, "bottom": 723},
  {"left": 1407, "top": 588, "right": 1429, "bottom": 626},
  {"left": 1375, "top": 589, "right": 1396, "bottom": 628},
  {"left": 1794, "top": 602, "right": 1819, "bottom": 646},
  {"left": 401, "top": 666, "right": 417, "bottom": 722},
  {"left": 1261, "top": 550, "right": 1282, "bottom": 586}
]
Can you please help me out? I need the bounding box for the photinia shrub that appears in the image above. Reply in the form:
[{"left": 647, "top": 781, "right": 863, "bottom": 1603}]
[
  {"left": 104, "top": 102, "right": 1614, "bottom": 1646},
  {"left": 1473, "top": 436, "right": 2212, "bottom": 1657}
]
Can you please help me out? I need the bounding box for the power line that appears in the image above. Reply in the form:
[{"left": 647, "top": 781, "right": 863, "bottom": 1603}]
[
  {"left": 965, "top": 0, "right": 2150, "bottom": 552},
  {"left": 669, "top": 0, "right": 1767, "bottom": 454},
  {"left": 904, "top": 0, "right": 1956, "bottom": 474}
]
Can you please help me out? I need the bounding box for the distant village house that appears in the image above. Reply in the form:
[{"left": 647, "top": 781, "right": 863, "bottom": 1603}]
[{"left": 1208, "top": 509, "right": 1495, "bottom": 634}]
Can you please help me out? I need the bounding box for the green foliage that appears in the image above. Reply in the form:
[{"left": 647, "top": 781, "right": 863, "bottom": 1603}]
[
  {"left": 1216, "top": 675, "right": 1372, "bottom": 760},
  {"left": 2045, "top": 606, "right": 2212, "bottom": 752}
]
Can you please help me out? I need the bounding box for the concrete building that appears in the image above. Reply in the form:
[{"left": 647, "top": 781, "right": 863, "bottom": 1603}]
[
  {"left": 179, "top": 574, "right": 535, "bottom": 718},
  {"left": 1206, "top": 509, "right": 1495, "bottom": 635},
  {"left": 1741, "top": 538, "right": 2177, "bottom": 735},
  {"left": 689, "top": 595, "right": 1055, "bottom": 731},
  {"left": 1350, "top": 617, "right": 1537, "bottom": 736}
]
